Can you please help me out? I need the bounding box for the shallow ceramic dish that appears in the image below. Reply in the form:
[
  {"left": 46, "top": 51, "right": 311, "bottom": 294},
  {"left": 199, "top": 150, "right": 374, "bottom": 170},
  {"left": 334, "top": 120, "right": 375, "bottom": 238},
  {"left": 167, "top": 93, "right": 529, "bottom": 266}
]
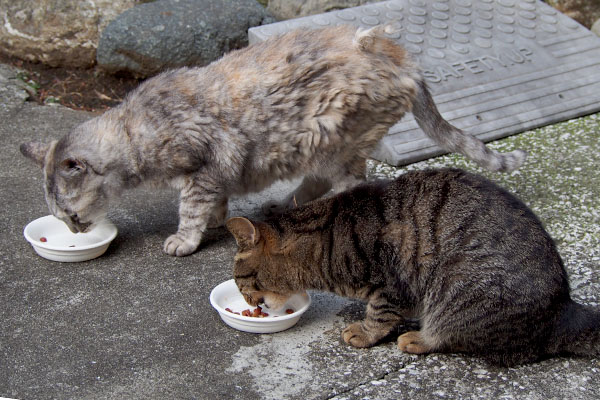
[
  {"left": 210, "top": 279, "right": 311, "bottom": 333},
  {"left": 24, "top": 215, "right": 118, "bottom": 262}
]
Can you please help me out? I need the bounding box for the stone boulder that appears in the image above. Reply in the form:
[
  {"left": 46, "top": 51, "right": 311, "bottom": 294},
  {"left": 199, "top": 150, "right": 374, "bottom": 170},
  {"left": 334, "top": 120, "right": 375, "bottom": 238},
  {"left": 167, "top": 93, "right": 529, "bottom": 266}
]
[
  {"left": 0, "top": 0, "right": 139, "bottom": 68},
  {"left": 592, "top": 19, "right": 600, "bottom": 36},
  {"left": 266, "top": 0, "right": 381, "bottom": 20},
  {"left": 97, "top": 0, "right": 275, "bottom": 78},
  {"left": 545, "top": 0, "right": 600, "bottom": 29}
]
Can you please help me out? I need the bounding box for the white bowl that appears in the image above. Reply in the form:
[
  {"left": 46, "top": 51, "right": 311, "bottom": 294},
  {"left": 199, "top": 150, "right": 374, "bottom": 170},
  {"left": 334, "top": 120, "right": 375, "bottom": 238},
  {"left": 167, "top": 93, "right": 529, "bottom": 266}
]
[
  {"left": 23, "top": 215, "right": 118, "bottom": 262},
  {"left": 210, "top": 279, "right": 311, "bottom": 333}
]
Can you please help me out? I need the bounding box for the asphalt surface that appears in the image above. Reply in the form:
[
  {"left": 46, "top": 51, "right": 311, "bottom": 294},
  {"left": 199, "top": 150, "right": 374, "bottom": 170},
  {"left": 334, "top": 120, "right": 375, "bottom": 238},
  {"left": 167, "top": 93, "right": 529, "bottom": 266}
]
[{"left": 1, "top": 63, "right": 599, "bottom": 399}]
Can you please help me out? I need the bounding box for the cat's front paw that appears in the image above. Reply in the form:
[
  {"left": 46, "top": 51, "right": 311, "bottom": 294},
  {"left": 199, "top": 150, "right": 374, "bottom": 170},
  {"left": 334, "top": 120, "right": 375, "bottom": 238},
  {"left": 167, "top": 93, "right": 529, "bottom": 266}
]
[
  {"left": 164, "top": 234, "right": 199, "bottom": 256},
  {"left": 342, "top": 322, "right": 378, "bottom": 348},
  {"left": 397, "top": 331, "right": 432, "bottom": 354}
]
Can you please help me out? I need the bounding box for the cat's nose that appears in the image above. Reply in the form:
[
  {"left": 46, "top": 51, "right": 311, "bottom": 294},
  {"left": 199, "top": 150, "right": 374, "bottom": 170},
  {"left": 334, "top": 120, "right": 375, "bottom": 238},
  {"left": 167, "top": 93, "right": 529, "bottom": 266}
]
[
  {"left": 243, "top": 293, "right": 262, "bottom": 307},
  {"left": 76, "top": 220, "right": 92, "bottom": 233},
  {"left": 64, "top": 214, "right": 91, "bottom": 233}
]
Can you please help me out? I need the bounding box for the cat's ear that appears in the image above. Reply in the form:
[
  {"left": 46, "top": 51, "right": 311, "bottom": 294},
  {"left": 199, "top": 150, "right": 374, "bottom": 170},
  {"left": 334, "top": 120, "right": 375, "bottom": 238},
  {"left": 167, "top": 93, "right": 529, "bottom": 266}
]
[
  {"left": 59, "top": 158, "right": 86, "bottom": 177},
  {"left": 20, "top": 141, "right": 54, "bottom": 168},
  {"left": 226, "top": 217, "right": 260, "bottom": 249}
]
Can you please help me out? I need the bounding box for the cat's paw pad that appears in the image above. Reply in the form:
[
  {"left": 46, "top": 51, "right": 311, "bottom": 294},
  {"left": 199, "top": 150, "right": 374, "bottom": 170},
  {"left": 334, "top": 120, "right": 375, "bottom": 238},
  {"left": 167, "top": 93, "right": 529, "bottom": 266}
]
[
  {"left": 397, "top": 331, "right": 431, "bottom": 354},
  {"left": 164, "top": 234, "right": 199, "bottom": 256},
  {"left": 342, "top": 322, "right": 377, "bottom": 348}
]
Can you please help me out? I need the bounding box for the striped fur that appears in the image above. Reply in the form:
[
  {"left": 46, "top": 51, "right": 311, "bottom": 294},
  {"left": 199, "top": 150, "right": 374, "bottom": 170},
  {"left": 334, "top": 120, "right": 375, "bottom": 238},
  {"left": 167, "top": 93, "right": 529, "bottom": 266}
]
[
  {"left": 227, "top": 169, "right": 600, "bottom": 366},
  {"left": 21, "top": 25, "right": 525, "bottom": 256}
]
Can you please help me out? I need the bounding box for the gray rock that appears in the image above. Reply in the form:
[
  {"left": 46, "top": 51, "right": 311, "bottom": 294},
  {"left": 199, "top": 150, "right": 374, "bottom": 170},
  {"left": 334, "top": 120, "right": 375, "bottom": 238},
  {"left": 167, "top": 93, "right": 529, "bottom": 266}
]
[
  {"left": 592, "top": 18, "right": 600, "bottom": 36},
  {"left": 0, "top": 0, "right": 138, "bottom": 68},
  {"left": 97, "top": 0, "right": 275, "bottom": 78},
  {"left": 266, "top": 0, "right": 380, "bottom": 20},
  {"left": 545, "top": 0, "right": 600, "bottom": 29}
]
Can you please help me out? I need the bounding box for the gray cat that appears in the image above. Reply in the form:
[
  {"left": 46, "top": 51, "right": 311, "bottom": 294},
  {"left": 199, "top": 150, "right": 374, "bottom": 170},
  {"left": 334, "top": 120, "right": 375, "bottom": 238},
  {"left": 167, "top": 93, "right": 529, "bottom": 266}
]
[
  {"left": 20, "top": 25, "right": 526, "bottom": 256},
  {"left": 227, "top": 168, "right": 600, "bottom": 366}
]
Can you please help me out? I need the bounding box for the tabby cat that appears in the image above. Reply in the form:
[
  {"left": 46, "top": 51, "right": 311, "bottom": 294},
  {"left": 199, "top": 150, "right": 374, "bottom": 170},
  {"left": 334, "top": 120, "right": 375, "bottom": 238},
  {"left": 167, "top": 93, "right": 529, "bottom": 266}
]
[
  {"left": 227, "top": 168, "right": 599, "bottom": 366},
  {"left": 20, "top": 25, "right": 526, "bottom": 256}
]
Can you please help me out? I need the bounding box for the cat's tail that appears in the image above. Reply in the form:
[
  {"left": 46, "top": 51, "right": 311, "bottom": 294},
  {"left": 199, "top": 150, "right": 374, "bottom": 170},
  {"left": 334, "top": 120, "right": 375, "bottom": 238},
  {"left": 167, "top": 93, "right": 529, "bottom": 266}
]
[
  {"left": 546, "top": 300, "right": 600, "bottom": 358},
  {"left": 353, "top": 25, "right": 526, "bottom": 172},
  {"left": 412, "top": 79, "right": 527, "bottom": 172},
  {"left": 354, "top": 25, "right": 526, "bottom": 172}
]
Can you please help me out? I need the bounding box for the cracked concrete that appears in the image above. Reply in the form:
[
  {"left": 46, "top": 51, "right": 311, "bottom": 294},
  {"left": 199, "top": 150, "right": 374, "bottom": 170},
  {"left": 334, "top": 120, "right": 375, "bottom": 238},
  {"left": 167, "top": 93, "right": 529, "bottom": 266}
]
[{"left": 1, "top": 64, "right": 599, "bottom": 399}]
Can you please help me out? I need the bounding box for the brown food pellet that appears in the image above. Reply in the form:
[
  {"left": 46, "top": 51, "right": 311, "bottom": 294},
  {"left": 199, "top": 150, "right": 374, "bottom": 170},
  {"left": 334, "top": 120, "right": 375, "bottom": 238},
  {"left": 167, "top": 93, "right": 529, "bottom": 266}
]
[
  {"left": 227, "top": 306, "right": 270, "bottom": 318},
  {"left": 225, "top": 307, "right": 242, "bottom": 315},
  {"left": 286, "top": 308, "right": 295, "bottom": 314},
  {"left": 40, "top": 237, "right": 47, "bottom": 242}
]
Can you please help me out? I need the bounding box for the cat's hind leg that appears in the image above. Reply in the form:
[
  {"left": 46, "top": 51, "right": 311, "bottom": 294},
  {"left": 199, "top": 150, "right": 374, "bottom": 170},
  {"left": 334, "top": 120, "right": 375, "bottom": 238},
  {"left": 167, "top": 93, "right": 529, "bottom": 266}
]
[
  {"left": 263, "top": 175, "right": 332, "bottom": 216},
  {"left": 330, "top": 156, "right": 367, "bottom": 194},
  {"left": 207, "top": 197, "right": 229, "bottom": 228},
  {"left": 397, "top": 311, "right": 473, "bottom": 357},
  {"left": 397, "top": 331, "right": 436, "bottom": 354},
  {"left": 342, "top": 291, "right": 405, "bottom": 348},
  {"left": 263, "top": 156, "right": 367, "bottom": 216}
]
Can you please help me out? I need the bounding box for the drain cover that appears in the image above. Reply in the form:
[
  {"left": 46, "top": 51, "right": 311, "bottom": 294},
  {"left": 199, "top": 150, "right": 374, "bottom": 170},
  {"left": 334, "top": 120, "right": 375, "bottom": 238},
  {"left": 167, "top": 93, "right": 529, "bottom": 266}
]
[{"left": 249, "top": 0, "right": 600, "bottom": 166}]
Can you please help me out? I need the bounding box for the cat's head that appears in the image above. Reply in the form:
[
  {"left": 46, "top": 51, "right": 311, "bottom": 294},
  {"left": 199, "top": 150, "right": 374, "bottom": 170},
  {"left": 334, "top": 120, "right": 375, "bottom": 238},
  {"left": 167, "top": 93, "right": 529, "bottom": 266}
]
[
  {"left": 20, "top": 129, "right": 110, "bottom": 233},
  {"left": 226, "top": 216, "right": 304, "bottom": 310}
]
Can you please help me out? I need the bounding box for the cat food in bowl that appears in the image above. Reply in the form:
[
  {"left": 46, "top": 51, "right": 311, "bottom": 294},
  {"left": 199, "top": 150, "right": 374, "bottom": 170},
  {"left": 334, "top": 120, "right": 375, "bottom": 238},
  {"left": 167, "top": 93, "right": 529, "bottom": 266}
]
[
  {"left": 210, "top": 279, "right": 311, "bottom": 333},
  {"left": 24, "top": 215, "right": 117, "bottom": 262}
]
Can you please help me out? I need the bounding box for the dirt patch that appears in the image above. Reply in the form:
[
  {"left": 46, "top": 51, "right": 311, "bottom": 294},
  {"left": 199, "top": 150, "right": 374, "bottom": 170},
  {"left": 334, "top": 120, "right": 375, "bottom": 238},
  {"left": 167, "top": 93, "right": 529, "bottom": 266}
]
[{"left": 0, "top": 53, "right": 140, "bottom": 114}]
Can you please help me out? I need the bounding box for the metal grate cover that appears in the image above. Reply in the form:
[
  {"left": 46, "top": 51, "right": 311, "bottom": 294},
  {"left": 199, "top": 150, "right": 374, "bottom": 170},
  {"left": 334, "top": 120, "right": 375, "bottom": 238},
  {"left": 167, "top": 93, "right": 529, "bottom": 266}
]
[{"left": 249, "top": 0, "right": 600, "bottom": 166}]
